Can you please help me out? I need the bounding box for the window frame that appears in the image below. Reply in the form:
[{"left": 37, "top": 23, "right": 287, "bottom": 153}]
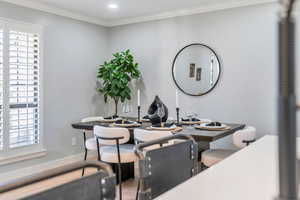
[{"left": 0, "top": 18, "right": 44, "bottom": 160}]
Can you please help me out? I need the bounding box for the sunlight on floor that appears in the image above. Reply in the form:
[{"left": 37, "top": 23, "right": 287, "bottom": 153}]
[{"left": 0, "top": 168, "right": 138, "bottom": 200}]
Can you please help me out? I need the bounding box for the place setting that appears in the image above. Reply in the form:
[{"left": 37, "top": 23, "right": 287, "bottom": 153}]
[
  {"left": 100, "top": 116, "right": 122, "bottom": 123},
  {"left": 194, "top": 121, "right": 231, "bottom": 131},
  {"left": 179, "top": 112, "right": 211, "bottom": 125},
  {"left": 110, "top": 101, "right": 142, "bottom": 128},
  {"left": 110, "top": 119, "right": 141, "bottom": 128}
]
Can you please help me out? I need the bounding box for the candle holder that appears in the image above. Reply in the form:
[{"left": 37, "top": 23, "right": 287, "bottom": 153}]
[
  {"left": 138, "top": 106, "right": 141, "bottom": 123},
  {"left": 176, "top": 107, "right": 180, "bottom": 125}
]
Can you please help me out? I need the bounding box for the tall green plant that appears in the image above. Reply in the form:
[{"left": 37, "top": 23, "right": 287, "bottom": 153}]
[{"left": 97, "top": 50, "right": 140, "bottom": 116}]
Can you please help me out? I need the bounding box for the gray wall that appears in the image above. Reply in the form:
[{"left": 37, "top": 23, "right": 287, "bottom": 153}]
[
  {"left": 0, "top": 2, "right": 108, "bottom": 173},
  {"left": 108, "top": 3, "right": 279, "bottom": 148},
  {"left": 0, "top": 2, "right": 296, "bottom": 173}
]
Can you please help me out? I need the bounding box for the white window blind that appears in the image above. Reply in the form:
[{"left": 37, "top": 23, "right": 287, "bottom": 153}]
[
  {"left": 9, "top": 30, "right": 40, "bottom": 148},
  {"left": 0, "top": 20, "right": 43, "bottom": 156}
]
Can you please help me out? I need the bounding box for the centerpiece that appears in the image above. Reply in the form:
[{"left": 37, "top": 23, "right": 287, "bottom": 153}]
[{"left": 97, "top": 50, "right": 141, "bottom": 117}]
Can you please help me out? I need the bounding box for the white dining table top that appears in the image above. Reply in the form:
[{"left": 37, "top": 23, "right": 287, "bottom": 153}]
[{"left": 156, "top": 135, "right": 287, "bottom": 200}]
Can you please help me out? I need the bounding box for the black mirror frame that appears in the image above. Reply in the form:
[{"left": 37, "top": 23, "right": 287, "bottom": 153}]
[{"left": 172, "top": 43, "right": 221, "bottom": 96}]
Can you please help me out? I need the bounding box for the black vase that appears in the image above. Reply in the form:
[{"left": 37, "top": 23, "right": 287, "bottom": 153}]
[{"left": 147, "top": 96, "right": 168, "bottom": 124}]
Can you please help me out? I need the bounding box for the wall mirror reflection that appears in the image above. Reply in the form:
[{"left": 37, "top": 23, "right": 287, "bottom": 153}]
[{"left": 172, "top": 44, "right": 221, "bottom": 96}]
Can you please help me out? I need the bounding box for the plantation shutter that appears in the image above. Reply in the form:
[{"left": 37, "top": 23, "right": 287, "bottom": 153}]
[{"left": 8, "top": 30, "right": 40, "bottom": 148}]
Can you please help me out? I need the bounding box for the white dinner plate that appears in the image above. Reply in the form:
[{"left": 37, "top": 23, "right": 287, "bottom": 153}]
[
  {"left": 181, "top": 119, "right": 211, "bottom": 125},
  {"left": 112, "top": 121, "right": 141, "bottom": 127},
  {"left": 101, "top": 118, "right": 122, "bottom": 122}
]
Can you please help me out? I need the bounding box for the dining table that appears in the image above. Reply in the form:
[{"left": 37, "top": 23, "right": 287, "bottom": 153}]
[
  {"left": 155, "top": 135, "right": 283, "bottom": 200},
  {"left": 71, "top": 118, "right": 246, "bottom": 181},
  {"left": 71, "top": 119, "right": 245, "bottom": 153}
]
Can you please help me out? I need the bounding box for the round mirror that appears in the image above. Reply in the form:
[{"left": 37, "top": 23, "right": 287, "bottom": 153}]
[{"left": 172, "top": 44, "right": 221, "bottom": 96}]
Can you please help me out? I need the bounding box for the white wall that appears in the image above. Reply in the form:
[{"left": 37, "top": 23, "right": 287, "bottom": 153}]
[
  {"left": 108, "top": 3, "right": 279, "bottom": 148},
  {"left": 0, "top": 1, "right": 108, "bottom": 173}
]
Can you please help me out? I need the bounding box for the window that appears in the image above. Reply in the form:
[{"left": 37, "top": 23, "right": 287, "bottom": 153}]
[{"left": 0, "top": 19, "right": 43, "bottom": 157}]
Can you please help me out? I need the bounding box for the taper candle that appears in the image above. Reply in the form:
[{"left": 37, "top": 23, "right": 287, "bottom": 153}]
[
  {"left": 175, "top": 89, "right": 179, "bottom": 108},
  {"left": 137, "top": 89, "right": 141, "bottom": 106}
]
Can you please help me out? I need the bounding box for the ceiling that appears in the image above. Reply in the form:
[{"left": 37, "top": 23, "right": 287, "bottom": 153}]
[{"left": 2, "top": 0, "right": 275, "bottom": 26}]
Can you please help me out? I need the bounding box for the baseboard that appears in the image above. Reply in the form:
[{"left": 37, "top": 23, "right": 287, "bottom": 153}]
[{"left": 0, "top": 151, "right": 97, "bottom": 183}]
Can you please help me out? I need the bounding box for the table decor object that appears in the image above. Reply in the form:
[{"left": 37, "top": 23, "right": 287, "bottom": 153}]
[
  {"left": 97, "top": 49, "right": 141, "bottom": 117},
  {"left": 137, "top": 89, "right": 141, "bottom": 122},
  {"left": 148, "top": 96, "right": 168, "bottom": 124},
  {"left": 122, "top": 101, "right": 132, "bottom": 118},
  {"left": 175, "top": 89, "right": 180, "bottom": 124},
  {"left": 137, "top": 106, "right": 141, "bottom": 123},
  {"left": 176, "top": 108, "right": 180, "bottom": 124}
]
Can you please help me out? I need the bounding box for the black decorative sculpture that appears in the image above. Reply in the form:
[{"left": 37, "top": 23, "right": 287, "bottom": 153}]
[{"left": 148, "top": 96, "right": 168, "bottom": 124}]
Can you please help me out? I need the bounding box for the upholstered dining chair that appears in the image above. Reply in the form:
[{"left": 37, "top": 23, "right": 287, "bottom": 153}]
[
  {"left": 135, "top": 134, "right": 198, "bottom": 200},
  {"left": 94, "top": 126, "right": 136, "bottom": 200},
  {"left": 81, "top": 116, "right": 103, "bottom": 176},
  {"left": 0, "top": 161, "right": 116, "bottom": 200},
  {"left": 134, "top": 129, "right": 173, "bottom": 200},
  {"left": 201, "top": 126, "right": 256, "bottom": 168},
  {"left": 134, "top": 129, "right": 173, "bottom": 148}
]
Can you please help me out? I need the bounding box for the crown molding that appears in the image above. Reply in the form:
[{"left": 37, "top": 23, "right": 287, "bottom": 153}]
[
  {"left": 108, "top": 0, "right": 277, "bottom": 27},
  {"left": 1, "top": 0, "right": 276, "bottom": 27},
  {"left": 0, "top": 0, "right": 110, "bottom": 26}
]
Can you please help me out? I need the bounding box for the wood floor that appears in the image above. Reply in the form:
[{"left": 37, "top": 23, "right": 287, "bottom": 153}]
[{"left": 0, "top": 168, "right": 138, "bottom": 200}]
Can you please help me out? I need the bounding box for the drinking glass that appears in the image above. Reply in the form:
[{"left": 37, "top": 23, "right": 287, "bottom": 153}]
[
  {"left": 185, "top": 112, "right": 196, "bottom": 129},
  {"left": 122, "top": 101, "right": 132, "bottom": 121},
  {"left": 157, "top": 105, "right": 165, "bottom": 127}
]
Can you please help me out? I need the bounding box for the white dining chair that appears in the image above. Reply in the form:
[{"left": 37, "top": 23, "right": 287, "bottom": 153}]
[
  {"left": 201, "top": 126, "right": 256, "bottom": 168},
  {"left": 94, "top": 126, "right": 136, "bottom": 200},
  {"left": 81, "top": 116, "right": 103, "bottom": 176},
  {"left": 134, "top": 129, "right": 173, "bottom": 149}
]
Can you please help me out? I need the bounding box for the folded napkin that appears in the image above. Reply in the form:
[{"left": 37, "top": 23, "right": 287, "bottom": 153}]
[
  {"left": 181, "top": 118, "right": 200, "bottom": 122},
  {"left": 115, "top": 120, "right": 134, "bottom": 124},
  {"left": 104, "top": 115, "right": 119, "bottom": 120},
  {"left": 152, "top": 122, "right": 174, "bottom": 128},
  {"left": 206, "top": 122, "right": 222, "bottom": 127},
  {"left": 143, "top": 115, "right": 150, "bottom": 119}
]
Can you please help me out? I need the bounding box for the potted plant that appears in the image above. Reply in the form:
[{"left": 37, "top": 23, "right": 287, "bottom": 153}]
[{"left": 97, "top": 49, "right": 141, "bottom": 117}]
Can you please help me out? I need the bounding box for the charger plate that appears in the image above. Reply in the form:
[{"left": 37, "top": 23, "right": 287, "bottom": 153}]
[
  {"left": 98, "top": 118, "right": 122, "bottom": 123},
  {"left": 111, "top": 122, "right": 141, "bottom": 127},
  {"left": 147, "top": 124, "right": 178, "bottom": 131},
  {"left": 145, "top": 126, "right": 183, "bottom": 133}
]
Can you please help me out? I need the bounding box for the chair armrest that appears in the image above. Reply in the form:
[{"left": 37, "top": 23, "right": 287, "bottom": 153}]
[
  {"left": 134, "top": 138, "right": 169, "bottom": 146},
  {"left": 96, "top": 136, "right": 125, "bottom": 140},
  {"left": 0, "top": 161, "right": 113, "bottom": 193},
  {"left": 135, "top": 134, "right": 196, "bottom": 159}
]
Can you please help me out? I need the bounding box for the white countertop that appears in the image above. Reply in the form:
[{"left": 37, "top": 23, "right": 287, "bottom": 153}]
[{"left": 156, "top": 135, "right": 282, "bottom": 200}]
